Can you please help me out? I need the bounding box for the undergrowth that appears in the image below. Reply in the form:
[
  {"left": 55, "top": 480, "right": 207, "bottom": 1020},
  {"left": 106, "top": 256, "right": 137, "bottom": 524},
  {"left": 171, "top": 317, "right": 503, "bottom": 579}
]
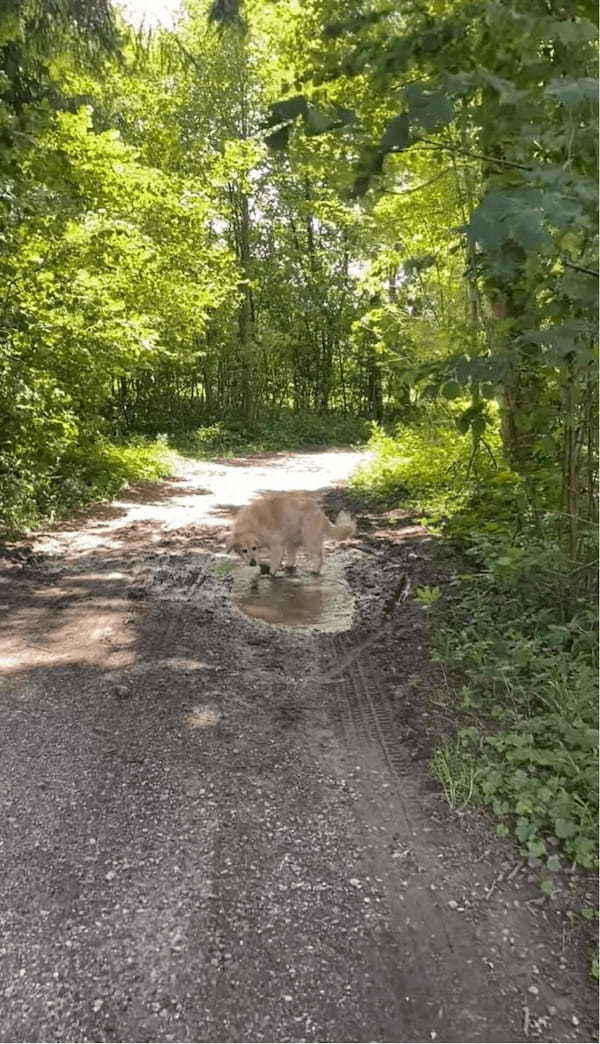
[
  {"left": 353, "top": 415, "right": 598, "bottom": 884},
  {"left": 0, "top": 436, "right": 175, "bottom": 536},
  {"left": 171, "top": 411, "right": 370, "bottom": 457}
]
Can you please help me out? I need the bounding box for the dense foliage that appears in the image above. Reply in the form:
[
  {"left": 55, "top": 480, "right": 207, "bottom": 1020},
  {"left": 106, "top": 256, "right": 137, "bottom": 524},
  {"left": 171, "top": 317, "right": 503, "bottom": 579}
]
[{"left": 0, "top": 0, "right": 597, "bottom": 874}]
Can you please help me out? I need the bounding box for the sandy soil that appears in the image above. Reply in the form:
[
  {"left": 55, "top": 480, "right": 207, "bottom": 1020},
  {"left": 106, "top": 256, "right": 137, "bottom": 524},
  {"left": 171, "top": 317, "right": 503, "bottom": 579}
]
[{"left": 0, "top": 450, "right": 596, "bottom": 1044}]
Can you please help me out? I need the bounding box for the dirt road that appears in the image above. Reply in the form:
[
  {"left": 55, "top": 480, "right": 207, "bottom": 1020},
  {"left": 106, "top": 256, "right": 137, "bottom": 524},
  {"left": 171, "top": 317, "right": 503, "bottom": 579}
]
[{"left": 0, "top": 451, "right": 596, "bottom": 1043}]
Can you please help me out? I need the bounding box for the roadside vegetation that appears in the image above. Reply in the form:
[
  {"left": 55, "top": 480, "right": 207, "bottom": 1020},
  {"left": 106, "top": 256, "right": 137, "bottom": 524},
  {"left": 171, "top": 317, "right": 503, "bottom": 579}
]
[
  {"left": 353, "top": 417, "right": 598, "bottom": 892},
  {"left": 1, "top": 0, "right": 597, "bottom": 902}
]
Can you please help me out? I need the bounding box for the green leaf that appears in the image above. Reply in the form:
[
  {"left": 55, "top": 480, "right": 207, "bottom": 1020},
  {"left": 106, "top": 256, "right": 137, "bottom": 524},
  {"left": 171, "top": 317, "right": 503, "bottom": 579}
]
[
  {"left": 305, "top": 105, "right": 337, "bottom": 135},
  {"left": 265, "top": 125, "right": 291, "bottom": 151},
  {"left": 381, "top": 114, "right": 410, "bottom": 154},
  {"left": 546, "top": 77, "right": 599, "bottom": 108},
  {"left": 442, "top": 379, "right": 461, "bottom": 399},
  {"left": 404, "top": 82, "right": 455, "bottom": 132},
  {"left": 544, "top": 19, "right": 598, "bottom": 45},
  {"left": 477, "top": 67, "right": 527, "bottom": 105},
  {"left": 304, "top": 104, "right": 355, "bottom": 136},
  {"left": 555, "top": 817, "right": 577, "bottom": 839},
  {"left": 268, "top": 95, "right": 308, "bottom": 126},
  {"left": 516, "top": 820, "right": 533, "bottom": 842},
  {"left": 527, "top": 838, "right": 547, "bottom": 859}
]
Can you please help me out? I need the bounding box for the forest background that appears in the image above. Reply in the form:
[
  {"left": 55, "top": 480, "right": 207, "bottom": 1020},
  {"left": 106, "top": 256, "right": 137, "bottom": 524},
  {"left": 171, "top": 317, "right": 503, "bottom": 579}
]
[{"left": 1, "top": 0, "right": 597, "bottom": 922}]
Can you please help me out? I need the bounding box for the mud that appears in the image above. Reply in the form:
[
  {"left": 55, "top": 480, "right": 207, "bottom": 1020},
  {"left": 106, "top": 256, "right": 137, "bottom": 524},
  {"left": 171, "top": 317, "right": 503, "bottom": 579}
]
[{"left": 0, "top": 450, "right": 596, "bottom": 1044}]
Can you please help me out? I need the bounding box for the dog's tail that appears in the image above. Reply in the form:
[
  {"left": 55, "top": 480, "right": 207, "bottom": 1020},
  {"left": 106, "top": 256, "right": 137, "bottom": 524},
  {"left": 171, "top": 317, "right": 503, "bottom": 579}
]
[{"left": 329, "top": 509, "right": 356, "bottom": 541}]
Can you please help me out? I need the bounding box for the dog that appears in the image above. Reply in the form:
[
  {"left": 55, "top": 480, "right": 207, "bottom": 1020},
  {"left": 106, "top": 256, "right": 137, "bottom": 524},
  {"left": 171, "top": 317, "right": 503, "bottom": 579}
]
[{"left": 225, "top": 492, "right": 356, "bottom": 575}]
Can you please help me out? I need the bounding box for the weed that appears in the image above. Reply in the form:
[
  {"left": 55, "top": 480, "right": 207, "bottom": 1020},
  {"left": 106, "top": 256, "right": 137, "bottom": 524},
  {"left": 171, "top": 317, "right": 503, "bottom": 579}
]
[
  {"left": 431, "top": 740, "right": 478, "bottom": 809},
  {"left": 414, "top": 585, "right": 442, "bottom": 610},
  {"left": 211, "top": 558, "right": 237, "bottom": 577}
]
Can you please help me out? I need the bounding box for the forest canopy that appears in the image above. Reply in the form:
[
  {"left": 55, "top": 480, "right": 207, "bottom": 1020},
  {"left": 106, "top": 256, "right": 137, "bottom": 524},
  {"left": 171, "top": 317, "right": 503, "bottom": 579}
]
[{"left": 0, "top": 0, "right": 597, "bottom": 554}]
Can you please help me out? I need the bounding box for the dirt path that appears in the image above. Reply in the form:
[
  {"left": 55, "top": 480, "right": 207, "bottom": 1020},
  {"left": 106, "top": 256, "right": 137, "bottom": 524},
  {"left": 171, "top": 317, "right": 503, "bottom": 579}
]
[{"left": 0, "top": 451, "right": 596, "bottom": 1044}]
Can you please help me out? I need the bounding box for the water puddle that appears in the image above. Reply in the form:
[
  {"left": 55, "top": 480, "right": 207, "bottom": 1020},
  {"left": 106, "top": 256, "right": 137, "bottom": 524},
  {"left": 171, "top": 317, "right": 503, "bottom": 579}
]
[{"left": 232, "top": 558, "right": 354, "bottom": 632}]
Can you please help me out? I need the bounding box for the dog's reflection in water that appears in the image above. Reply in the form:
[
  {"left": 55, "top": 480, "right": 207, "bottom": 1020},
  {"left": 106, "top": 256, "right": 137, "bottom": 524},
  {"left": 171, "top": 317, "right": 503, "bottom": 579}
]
[{"left": 236, "top": 571, "right": 326, "bottom": 628}]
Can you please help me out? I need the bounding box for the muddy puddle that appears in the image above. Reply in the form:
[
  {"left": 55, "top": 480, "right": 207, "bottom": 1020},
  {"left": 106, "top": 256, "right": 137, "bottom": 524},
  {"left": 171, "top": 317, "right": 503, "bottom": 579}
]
[{"left": 231, "top": 557, "right": 354, "bottom": 632}]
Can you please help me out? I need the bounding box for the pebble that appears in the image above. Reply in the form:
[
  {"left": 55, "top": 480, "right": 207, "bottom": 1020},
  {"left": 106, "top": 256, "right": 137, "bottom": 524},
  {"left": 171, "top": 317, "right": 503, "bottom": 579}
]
[
  {"left": 114, "top": 685, "right": 130, "bottom": 698},
  {"left": 571, "top": 1015, "right": 580, "bottom": 1027},
  {"left": 528, "top": 985, "right": 539, "bottom": 996},
  {"left": 448, "top": 900, "right": 458, "bottom": 909}
]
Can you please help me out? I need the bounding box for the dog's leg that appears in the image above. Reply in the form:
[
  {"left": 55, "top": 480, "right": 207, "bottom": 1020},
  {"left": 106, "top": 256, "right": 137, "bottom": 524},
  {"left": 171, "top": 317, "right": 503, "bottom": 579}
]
[
  {"left": 269, "top": 544, "right": 283, "bottom": 575},
  {"left": 310, "top": 551, "right": 323, "bottom": 575},
  {"left": 306, "top": 539, "right": 323, "bottom": 574},
  {"left": 284, "top": 543, "right": 298, "bottom": 574}
]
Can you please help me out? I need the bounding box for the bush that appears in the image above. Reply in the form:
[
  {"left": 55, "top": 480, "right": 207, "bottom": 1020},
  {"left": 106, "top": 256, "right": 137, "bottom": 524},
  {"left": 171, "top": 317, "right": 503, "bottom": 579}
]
[
  {"left": 356, "top": 415, "right": 598, "bottom": 875},
  {"left": 432, "top": 535, "right": 598, "bottom": 873},
  {"left": 0, "top": 436, "right": 175, "bottom": 535},
  {"left": 172, "top": 411, "right": 371, "bottom": 457},
  {"left": 350, "top": 412, "right": 528, "bottom": 534}
]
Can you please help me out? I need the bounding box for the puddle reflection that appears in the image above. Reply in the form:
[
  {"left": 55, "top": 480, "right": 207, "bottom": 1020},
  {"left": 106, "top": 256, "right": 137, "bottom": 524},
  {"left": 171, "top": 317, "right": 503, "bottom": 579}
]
[{"left": 232, "top": 561, "right": 353, "bottom": 632}]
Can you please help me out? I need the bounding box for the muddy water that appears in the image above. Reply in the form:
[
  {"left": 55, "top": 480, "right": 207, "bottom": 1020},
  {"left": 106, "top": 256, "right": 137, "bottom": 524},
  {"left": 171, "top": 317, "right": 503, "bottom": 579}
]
[{"left": 232, "top": 557, "right": 354, "bottom": 632}]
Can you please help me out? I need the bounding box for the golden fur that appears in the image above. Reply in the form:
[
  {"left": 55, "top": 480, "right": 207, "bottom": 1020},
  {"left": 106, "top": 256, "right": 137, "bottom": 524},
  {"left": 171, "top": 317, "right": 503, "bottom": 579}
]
[{"left": 226, "top": 492, "right": 356, "bottom": 575}]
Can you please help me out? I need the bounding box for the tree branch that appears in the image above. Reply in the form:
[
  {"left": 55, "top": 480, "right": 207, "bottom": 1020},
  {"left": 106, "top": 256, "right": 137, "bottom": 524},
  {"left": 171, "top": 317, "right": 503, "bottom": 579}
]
[
  {"left": 416, "top": 139, "right": 533, "bottom": 172},
  {"left": 562, "top": 259, "right": 599, "bottom": 278},
  {"left": 385, "top": 168, "right": 452, "bottom": 195}
]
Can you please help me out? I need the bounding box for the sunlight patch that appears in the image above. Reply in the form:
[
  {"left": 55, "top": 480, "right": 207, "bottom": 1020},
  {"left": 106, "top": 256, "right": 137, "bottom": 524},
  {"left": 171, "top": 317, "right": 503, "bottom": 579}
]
[{"left": 184, "top": 706, "right": 222, "bottom": 729}]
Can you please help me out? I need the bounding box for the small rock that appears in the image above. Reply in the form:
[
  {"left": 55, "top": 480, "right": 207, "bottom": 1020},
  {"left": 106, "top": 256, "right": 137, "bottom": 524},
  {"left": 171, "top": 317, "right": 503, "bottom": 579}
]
[
  {"left": 528, "top": 985, "right": 539, "bottom": 997},
  {"left": 548, "top": 1006, "right": 557, "bottom": 1017},
  {"left": 349, "top": 878, "right": 361, "bottom": 888},
  {"left": 105, "top": 870, "right": 116, "bottom": 881},
  {"left": 93, "top": 999, "right": 103, "bottom": 1012},
  {"left": 571, "top": 1015, "right": 580, "bottom": 1027},
  {"left": 448, "top": 899, "right": 458, "bottom": 909},
  {"left": 114, "top": 685, "right": 130, "bottom": 698}
]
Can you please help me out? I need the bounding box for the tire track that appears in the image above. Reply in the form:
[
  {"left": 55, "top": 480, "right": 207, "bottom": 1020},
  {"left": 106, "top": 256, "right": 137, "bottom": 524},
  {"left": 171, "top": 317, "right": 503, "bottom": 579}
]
[{"left": 319, "top": 632, "right": 537, "bottom": 1043}]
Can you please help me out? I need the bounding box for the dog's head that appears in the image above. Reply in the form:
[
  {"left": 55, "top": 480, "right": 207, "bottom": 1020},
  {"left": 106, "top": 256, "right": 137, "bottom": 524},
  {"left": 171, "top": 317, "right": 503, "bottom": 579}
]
[{"left": 225, "top": 529, "right": 260, "bottom": 567}]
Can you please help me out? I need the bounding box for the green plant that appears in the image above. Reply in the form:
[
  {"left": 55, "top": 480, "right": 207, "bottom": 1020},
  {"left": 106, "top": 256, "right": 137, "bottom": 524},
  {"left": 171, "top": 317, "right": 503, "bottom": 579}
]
[
  {"left": 0, "top": 436, "right": 175, "bottom": 535},
  {"left": 433, "top": 540, "right": 598, "bottom": 872},
  {"left": 431, "top": 739, "right": 478, "bottom": 810},
  {"left": 171, "top": 412, "right": 370, "bottom": 458},
  {"left": 414, "top": 585, "right": 442, "bottom": 610}
]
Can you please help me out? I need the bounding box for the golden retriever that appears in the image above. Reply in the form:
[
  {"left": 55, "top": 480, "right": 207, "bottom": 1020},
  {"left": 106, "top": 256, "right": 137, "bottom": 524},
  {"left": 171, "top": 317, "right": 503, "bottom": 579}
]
[{"left": 226, "top": 492, "right": 356, "bottom": 575}]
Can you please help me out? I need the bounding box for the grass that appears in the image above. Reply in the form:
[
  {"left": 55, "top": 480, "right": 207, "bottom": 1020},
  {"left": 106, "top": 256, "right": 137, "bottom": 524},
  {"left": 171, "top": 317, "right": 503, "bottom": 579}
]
[
  {"left": 431, "top": 741, "right": 477, "bottom": 810},
  {"left": 353, "top": 414, "right": 598, "bottom": 882}
]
